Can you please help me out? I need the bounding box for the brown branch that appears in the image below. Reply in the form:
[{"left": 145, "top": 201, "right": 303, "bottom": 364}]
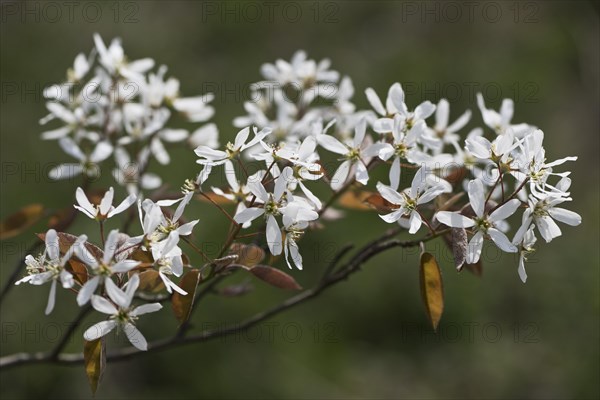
[{"left": 0, "top": 228, "right": 444, "bottom": 370}]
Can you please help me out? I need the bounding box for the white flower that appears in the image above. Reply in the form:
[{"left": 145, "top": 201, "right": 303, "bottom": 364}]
[
  {"left": 260, "top": 50, "right": 339, "bottom": 88},
  {"left": 273, "top": 136, "right": 324, "bottom": 209},
  {"left": 195, "top": 126, "right": 271, "bottom": 167},
  {"left": 189, "top": 123, "right": 219, "bottom": 148},
  {"left": 476, "top": 93, "right": 534, "bottom": 137},
  {"left": 514, "top": 225, "right": 537, "bottom": 283},
  {"left": 15, "top": 229, "right": 85, "bottom": 315},
  {"left": 513, "top": 129, "right": 577, "bottom": 197},
  {"left": 74, "top": 187, "right": 136, "bottom": 220},
  {"left": 93, "top": 33, "right": 155, "bottom": 80},
  {"left": 75, "top": 230, "right": 141, "bottom": 306},
  {"left": 113, "top": 147, "right": 162, "bottom": 194},
  {"left": 281, "top": 202, "right": 319, "bottom": 270},
  {"left": 436, "top": 179, "right": 520, "bottom": 263},
  {"left": 211, "top": 161, "right": 253, "bottom": 228},
  {"left": 376, "top": 167, "right": 451, "bottom": 234},
  {"left": 152, "top": 192, "right": 198, "bottom": 238},
  {"left": 427, "top": 98, "right": 471, "bottom": 149},
  {"left": 513, "top": 192, "right": 581, "bottom": 243},
  {"left": 49, "top": 137, "right": 113, "bottom": 180},
  {"left": 365, "top": 83, "right": 402, "bottom": 119},
  {"left": 151, "top": 231, "right": 187, "bottom": 294},
  {"left": 172, "top": 94, "right": 215, "bottom": 122},
  {"left": 367, "top": 115, "right": 430, "bottom": 190},
  {"left": 83, "top": 274, "right": 162, "bottom": 351},
  {"left": 368, "top": 83, "right": 436, "bottom": 134},
  {"left": 317, "top": 118, "right": 370, "bottom": 190},
  {"left": 233, "top": 168, "right": 291, "bottom": 255}
]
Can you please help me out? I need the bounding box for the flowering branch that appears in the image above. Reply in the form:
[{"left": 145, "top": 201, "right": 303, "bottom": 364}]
[{"left": 0, "top": 35, "right": 582, "bottom": 395}]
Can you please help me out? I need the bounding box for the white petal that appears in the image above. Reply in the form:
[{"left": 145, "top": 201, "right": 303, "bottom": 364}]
[
  {"left": 59, "top": 137, "right": 85, "bottom": 161},
  {"left": 355, "top": 161, "right": 369, "bottom": 185},
  {"left": 318, "top": 135, "right": 348, "bottom": 155},
  {"left": 151, "top": 138, "right": 170, "bottom": 165},
  {"left": 518, "top": 255, "right": 527, "bottom": 283},
  {"left": 536, "top": 216, "right": 562, "bottom": 242},
  {"left": 44, "top": 280, "right": 57, "bottom": 315},
  {"left": 90, "top": 141, "right": 113, "bottom": 163},
  {"left": 45, "top": 229, "right": 59, "bottom": 261},
  {"left": 41, "top": 126, "right": 71, "bottom": 140},
  {"left": 408, "top": 211, "right": 422, "bottom": 234},
  {"left": 99, "top": 188, "right": 114, "bottom": 216},
  {"left": 488, "top": 228, "right": 517, "bottom": 252},
  {"left": 353, "top": 118, "right": 367, "bottom": 149},
  {"left": 365, "top": 88, "right": 386, "bottom": 116},
  {"left": 379, "top": 209, "right": 404, "bottom": 223},
  {"left": 331, "top": 160, "right": 351, "bottom": 190},
  {"left": 111, "top": 260, "right": 140, "bottom": 273},
  {"left": 234, "top": 207, "right": 264, "bottom": 224},
  {"left": 75, "top": 187, "right": 95, "bottom": 216},
  {"left": 84, "top": 320, "right": 117, "bottom": 341},
  {"left": 435, "top": 212, "right": 475, "bottom": 228},
  {"left": 547, "top": 207, "right": 581, "bottom": 226},
  {"left": 177, "top": 220, "right": 199, "bottom": 236},
  {"left": 389, "top": 157, "right": 401, "bottom": 190},
  {"left": 466, "top": 231, "right": 484, "bottom": 264},
  {"left": 388, "top": 83, "right": 406, "bottom": 115},
  {"left": 77, "top": 276, "right": 100, "bottom": 305},
  {"left": 376, "top": 182, "right": 403, "bottom": 205},
  {"left": 131, "top": 303, "right": 163, "bottom": 317},
  {"left": 435, "top": 99, "right": 449, "bottom": 130},
  {"left": 468, "top": 179, "right": 485, "bottom": 217},
  {"left": 105, "top": 278, "right": 129, "bottom": 308},
  {"left": 489, "top": 199, "right": 521, "bottom": 222},
  {"left": 266, "top": 215, "right": 282, "bottom": 255},
  {"left": 91, "top": 294, "right": 118, "bottom": 315},
  {"left": 49, "top": 164, "right": 83, "bottom": 180},
  {"left": 247, "top": 180, "right": 269, "bottom": 202},
  {"left": 234, "top": 127, "right": 250, "bottom": 150},
  {"left": 103, "top": 229, "right": 120, "bottom": 263},
  {"left": 124, "top": 323, "right": 148, "bottom": 351},
  {"left": 414, "top": 101, "right": 436, "bottom": 120},
  {"left": 108, "top": 193, "right": 137, "bottom": 218}
]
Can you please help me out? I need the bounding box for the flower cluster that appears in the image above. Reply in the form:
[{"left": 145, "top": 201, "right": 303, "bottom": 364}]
[
  {"left": 42, "top": 34, "right": 217, "bottom": 193},
  {"left": 16, "top": 37, "right": 581, "bottom": 357}
]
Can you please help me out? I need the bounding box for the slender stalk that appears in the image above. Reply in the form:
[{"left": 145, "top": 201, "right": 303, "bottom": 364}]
[
  {"left": 181, "top": 237, "right": 212, "bottom": 263},
  {"left": 0, "top": 228, "right": 446, "bottom": 370},
  {"left": 197, "top": 191, "right": 237, "bottom": 225}
]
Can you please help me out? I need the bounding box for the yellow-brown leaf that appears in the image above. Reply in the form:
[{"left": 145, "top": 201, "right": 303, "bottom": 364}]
[
  {"left": 0, "top": 204, "right": 45, "bottom": 240},
  {"left": 83, "top": 338, "right": 106, "bottom": 395},
  {"left": 419, "top": 252, "right": 444, "bottom": 331}
]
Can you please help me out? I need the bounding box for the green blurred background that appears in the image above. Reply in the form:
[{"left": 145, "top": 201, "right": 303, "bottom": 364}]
[{"left": 1, "top": 1, "right": 599, "bottom": 398}]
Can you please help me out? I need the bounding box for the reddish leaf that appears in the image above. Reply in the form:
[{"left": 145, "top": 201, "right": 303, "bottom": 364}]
[
  {"left": 171, "top": 270, "right": 201, "bottom": 324},
  {"left": 0, "top": 204, "right": 45, "bottom": 240},
  {"left": 37, "top": 232, "right": 104, "bottom": 261},
  {"left": 364, "top": 193, "right": 398, "bottom": 213},
  {"left": 338, "top": 190, "right": 374, "bottom": 210},
  {"left": 48, "top": 206, "right": 77, "bottom": 232},
  {"left": 137, "top": 270, "right": 165, "bottom": 293},
  {"left": 248, "top": 265, "right": 302, "bottom": 290},
  {"left": 229, "top": 243, "right": 265, "bottom": 267},
  {"left": 66, "top": 259, "right": 89, "bottom": 285}
]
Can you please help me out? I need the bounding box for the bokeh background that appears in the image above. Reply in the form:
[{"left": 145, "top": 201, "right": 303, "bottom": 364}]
[{"left": 1, "top": 1, "right": 599, "bottom": 399}]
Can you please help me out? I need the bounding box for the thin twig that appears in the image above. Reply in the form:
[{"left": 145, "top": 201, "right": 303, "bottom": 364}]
[{"left": 0, "top": 229, "right": 446, "bottom": 370}]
